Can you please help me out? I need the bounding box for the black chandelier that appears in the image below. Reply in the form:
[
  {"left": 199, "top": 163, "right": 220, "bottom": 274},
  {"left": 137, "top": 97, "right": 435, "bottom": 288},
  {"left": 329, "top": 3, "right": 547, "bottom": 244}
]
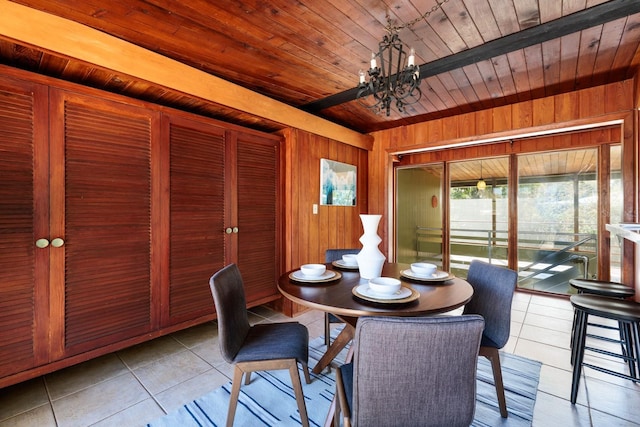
[
  {"left": 357, "top": 30, "right": 420, "bottom": 117},
  {"left": 356, "top": 0, "right": 451, "bottom": 116}
]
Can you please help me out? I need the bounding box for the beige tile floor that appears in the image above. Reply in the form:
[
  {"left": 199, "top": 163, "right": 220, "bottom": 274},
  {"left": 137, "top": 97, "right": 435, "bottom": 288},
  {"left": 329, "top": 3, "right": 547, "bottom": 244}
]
[{"left": 1, "top": 292, "right": 640, "bottom": 426}]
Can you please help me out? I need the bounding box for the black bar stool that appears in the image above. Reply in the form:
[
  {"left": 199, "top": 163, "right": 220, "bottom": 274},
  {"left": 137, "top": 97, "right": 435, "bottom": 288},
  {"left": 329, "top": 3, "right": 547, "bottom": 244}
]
[
  {"left": 569, "top": 279, "right": 636, "bottom": 299},
  {"left": 569, "top": 279, "right": 636, "bottom": 362},
  {"left": 570, "top": 294, "right": 640, "bottom": 404}
]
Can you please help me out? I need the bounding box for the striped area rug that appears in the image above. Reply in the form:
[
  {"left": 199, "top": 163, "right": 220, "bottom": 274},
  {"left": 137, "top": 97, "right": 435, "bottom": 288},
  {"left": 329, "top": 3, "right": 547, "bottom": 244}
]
[{"left": 148, "top": 330, "right": 541, "bottom": 427}]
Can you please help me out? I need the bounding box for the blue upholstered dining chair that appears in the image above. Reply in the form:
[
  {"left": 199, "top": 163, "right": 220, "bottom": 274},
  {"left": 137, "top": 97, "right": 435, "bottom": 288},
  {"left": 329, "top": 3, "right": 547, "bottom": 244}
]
[
  {"left": 333, "top": 315, "right": 485, "bottom": 427},
  {"left": 463, "top": 259, "right": 518, "bottom": 418},
  {"left": 209, "top": 264, "right": 312, "bottom": 427},
  {"left": 324, "top": 248, "right": 360, "bottom": 346}
]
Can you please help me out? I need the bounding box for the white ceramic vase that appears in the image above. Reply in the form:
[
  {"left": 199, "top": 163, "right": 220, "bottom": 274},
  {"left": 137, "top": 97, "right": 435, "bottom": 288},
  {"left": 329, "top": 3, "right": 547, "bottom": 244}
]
[{"left": 356, "top": 214, "right": 386, "bottom": 279}]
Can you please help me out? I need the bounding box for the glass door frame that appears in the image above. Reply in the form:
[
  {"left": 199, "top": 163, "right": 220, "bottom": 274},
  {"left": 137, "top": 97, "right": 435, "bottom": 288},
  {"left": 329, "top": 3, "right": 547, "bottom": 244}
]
[{"left": 392, "top": 123, "right": 631, "bottom": 291}]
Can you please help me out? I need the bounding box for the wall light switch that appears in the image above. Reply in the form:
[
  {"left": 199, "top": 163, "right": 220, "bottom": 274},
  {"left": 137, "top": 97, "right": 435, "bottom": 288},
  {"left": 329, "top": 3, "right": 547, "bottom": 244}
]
[{"left": 313, "top": 204, "right": 318, "bottom": 215}]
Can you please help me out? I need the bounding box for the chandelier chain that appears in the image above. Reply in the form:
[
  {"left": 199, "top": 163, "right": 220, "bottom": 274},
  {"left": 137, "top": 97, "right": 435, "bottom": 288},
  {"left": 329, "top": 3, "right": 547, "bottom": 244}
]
[{"left": 385, "top": 0, "right": 452, "bottom": 34}]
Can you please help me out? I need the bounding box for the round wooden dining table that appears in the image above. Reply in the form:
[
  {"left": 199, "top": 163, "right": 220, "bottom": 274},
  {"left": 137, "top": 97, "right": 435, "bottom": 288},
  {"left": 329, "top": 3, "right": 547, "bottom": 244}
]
[{"left": 278, "top": 262, "right": 474, "bottom": 374}]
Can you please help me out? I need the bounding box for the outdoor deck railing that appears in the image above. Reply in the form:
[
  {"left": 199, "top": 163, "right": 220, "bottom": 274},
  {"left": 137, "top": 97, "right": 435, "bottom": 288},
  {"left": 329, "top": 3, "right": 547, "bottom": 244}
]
[{"left": 414, "top": 226, "right": 597, "bottom": 283}]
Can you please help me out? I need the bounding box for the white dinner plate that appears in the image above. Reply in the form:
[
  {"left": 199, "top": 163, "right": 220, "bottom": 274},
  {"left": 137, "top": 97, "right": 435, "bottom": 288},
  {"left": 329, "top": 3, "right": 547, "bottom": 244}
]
[
  {"left": 400, "top": 269, "right": 455, "bottom": 282},
  {"left": 354, "top": 284, "right": 413, "bottom": 300},
  {"left": 332, "top": 260, "right": 358, "bottom": 269},
  {"left": 290, "top": 270, "right": 337, "bottom": 282}
]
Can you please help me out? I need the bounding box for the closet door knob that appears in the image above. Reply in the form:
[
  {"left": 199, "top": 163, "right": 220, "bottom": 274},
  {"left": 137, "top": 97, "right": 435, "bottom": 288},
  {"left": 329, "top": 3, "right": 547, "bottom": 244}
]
[
  {"left": 35, "top": 238, "right": 50, "bottom": 248},
  {"left": 225, "top": 228, "right": 233, "bottom": 234},
  {"left": 232, "top": 227, "right": 239, "bottom": 233},
  {"left": 51, "top": 238, "right": 65, "bottom": 248}
]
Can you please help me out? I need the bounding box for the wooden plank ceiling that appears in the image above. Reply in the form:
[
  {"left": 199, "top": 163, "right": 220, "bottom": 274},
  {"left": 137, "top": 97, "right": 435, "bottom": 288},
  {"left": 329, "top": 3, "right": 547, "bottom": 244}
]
[{"left": 0, "top": 0, "right": 639, "bottom": 135}]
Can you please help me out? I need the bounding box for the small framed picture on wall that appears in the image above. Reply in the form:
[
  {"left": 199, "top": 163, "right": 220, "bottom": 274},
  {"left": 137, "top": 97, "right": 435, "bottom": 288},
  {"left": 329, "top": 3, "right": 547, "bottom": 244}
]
[{"left": 320, "top": 159, "right": 356, "bottom": 206}]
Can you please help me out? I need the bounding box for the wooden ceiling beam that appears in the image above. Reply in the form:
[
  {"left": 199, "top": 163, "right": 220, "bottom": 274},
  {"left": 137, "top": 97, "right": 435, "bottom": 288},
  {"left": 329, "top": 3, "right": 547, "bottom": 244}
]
[
  {"left": 304, "top": 0, "right": 640, "bottom": 112},
  {"left": 0, "top": 0, "right": 373, "bottom": 149}
]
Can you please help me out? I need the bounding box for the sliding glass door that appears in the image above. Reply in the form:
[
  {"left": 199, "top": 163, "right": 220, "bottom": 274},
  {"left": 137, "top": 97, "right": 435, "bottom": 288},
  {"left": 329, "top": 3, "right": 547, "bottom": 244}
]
[
  {"left": 395, "top": 165, "right": 443, "bottom": 267},
  {"left": 448, "top": 158, "right": 509, "bottom": 277},
  {"left": 516, "top": 149, "right": 598, "bottom": 293},
  {"left": 394, "top": 144, "right": 622, "bottom": 296}
]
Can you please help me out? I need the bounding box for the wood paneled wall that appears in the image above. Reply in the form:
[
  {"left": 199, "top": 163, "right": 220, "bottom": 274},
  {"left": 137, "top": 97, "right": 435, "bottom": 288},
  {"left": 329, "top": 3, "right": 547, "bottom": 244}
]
[
  {"left": 372, "top": 80, "right": 633, "bottom": 154},
  {"left": 276, "top": 128, "right": 369, "bottom": 316}
]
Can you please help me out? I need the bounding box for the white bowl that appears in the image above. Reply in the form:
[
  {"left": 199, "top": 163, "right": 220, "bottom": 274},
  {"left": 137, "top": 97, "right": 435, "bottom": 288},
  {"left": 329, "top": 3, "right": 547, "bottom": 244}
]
[
  {"left": 342, "top": 254, "right": 358, "bottom": 266},
  {"left": 411, "top": 262, "right": 437, "bottom": 277},
  {"left": 300, "top": 263, "right": 326, "bottom": 277},
  {"left": 368, "top": 277, "right": 402, "bottom": 295}
]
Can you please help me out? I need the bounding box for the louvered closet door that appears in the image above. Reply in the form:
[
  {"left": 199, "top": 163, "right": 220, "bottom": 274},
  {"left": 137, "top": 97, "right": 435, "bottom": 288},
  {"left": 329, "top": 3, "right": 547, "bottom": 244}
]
[
  {"left": 0, "top": 78, "right": 48, "bottom": 378},
  {"left": 166, "top": 116, "right": 225, "bottom": 325},
  {"left": 235, "top": 132, "right": 279, "bottom": 304},
  {"left": 49, "top": 90, "right": 158, "bottom": 357}
]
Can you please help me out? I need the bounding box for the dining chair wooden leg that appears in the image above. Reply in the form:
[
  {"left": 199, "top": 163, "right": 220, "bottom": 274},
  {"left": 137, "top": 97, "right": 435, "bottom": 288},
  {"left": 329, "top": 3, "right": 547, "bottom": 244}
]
[
  {"left": 230, "top": 360, "right": 309, "bottom": 426},
  {"left": 323, "top": 396, "right": 336, "bottom": 427},
  {"left": 333, "top": 388, "right": 341, "bottom": 427},
  {"left": 301, "top": 362, "right": 312, "bottom": 384},
  {"left": 333, "top": 367, "right": 351, "bottom": 427},
  {"left": 480, "top": 346, "right": 508, "bottom": 418},
  {"left": 288, "top": 360, "right": 310, "bottom": 427},
  {"left": 226, "top": 365, "right": 244, "bottom": 427}
]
